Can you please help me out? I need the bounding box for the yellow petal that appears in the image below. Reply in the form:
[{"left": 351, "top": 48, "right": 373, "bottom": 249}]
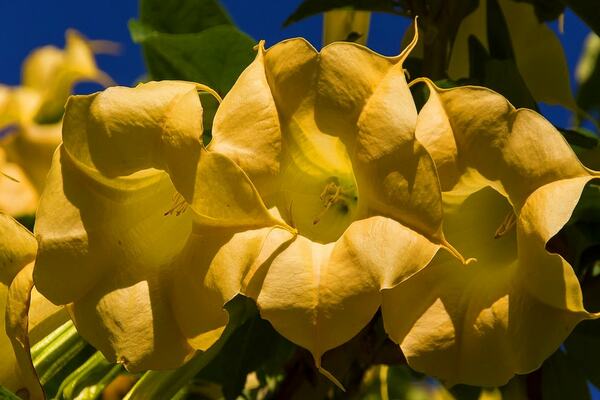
[
  {"left": 354, "top": 27, "right": 445, "bottom": 243},
  {"left": 171, "top": 224, "right": 293, "bottom": 350},
  {"left": 190, "top": 149, "right": 286, "bottom": 229},
  {"left": 35, "top": 147, "right": 195, "bottom": 370},
  {"left": 252, "top": 216, "right": 438, "bottom": 366},
  {"left": 416, "top": 80, "right": 594, "bottom": 207},
  {"left": 517, "top": 176, "right": 598, "bottom": 311},
  {"left": 0, "top": 86, "right": 42, "bottom": 128},
  {"left": 0, "top": 213, "right": 37, "bottom": 285},
  {"left": 382, "top": 187, "right": 591, "bottom": 386},
  {"left": 62, "top": 81, "right": 203, "bottom": 181},
  {"left": 386, "top": 80, "right": 600, "bottom": 386},
  {"left": 1, "top": 281, "right": 67, "bottom": 398},
  {"left": 3, "top": 122, "right": 62, "bottom": 192},
  {"left": 0, "top": 213, "right": 39, "bottom": 397},
  {"left": 0, "top": 153, "right": 38, "bottom": 217},
  {"left": 61, "top": 81, "right": 277, "bottom": 228},
  {"left": 22, "top": 30, "right": 113, "bottom": 122},
  {"left": 5, "top": 263, "right": 44, "bottom": 400},
  {"left": 0, "top": 283, "right": 21, "bottom": 393},
  {"left": 210, "top": 42, "right": 283, "bottom": 193}
]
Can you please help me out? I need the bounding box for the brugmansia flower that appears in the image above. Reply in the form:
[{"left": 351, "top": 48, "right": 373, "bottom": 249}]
[
  {"left": 381, "top": 79, "right": 600, "bottom": 385},
  {"left": 0, "top": 30, "right": 112, "bottom": 217},
  {"left": 205, "top": 29, "right": 466, "bottom": 380},
  {"left": 33, "top": 28, "right": 465, "bottom": 380},
  {"left": 0, "top": 213, "right": 67, "bottom": 399},
  {"left": 33, "top": 80, "right": 288, "bottom": 371}
]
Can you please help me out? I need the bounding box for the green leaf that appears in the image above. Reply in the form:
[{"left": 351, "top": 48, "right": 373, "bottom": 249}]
[
  {"left": 514, "top": 0, "right": 565, "bottom": 22},
  {"left": 130, "top": 22, "right": 255, "bottom": 96},
  {"left": 449, "top": 384, "right": 482, "bottom": 400},
  {"left": 542, "top": 350, "right": 591, "bottom": 400},
  {"left": 140, "top": 0, "right": 232, "bottom": 34},
  {"left": 559, "top": 128, "right": 599, "bottom": 150},
  {"left": 565, "top": 319, "right": 600, "bottom": 388},
  {"left": 0, "top": 386, "right": 22, "bottom": 400},
  {"left": 486, "top": 0, "right": 515, "bottom": 60},
  {"left": 576, "top": 34, "right": 600, "bottom": 117},
  {"left": 284, "top": 0, "right": 406, "bottom": 26},
  {"left": 468, "top": 35, "right": 538, "bottom": 110},
  {"left": 197, "top": 303, "right": 294, "bottom": 400},
  {"left": 560, "top": 0, "right": 600, "bottom": 37}
]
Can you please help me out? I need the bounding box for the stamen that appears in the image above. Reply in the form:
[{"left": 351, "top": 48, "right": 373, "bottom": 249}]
[
  {"left": 312, "top": 180, "right": 357, "bottom": 225},
  {"left": 494, "top": 211, "right": 517, "bottom": 239},
  {"left": 164, "top": 193, "right": 188, "bottom": 216}
]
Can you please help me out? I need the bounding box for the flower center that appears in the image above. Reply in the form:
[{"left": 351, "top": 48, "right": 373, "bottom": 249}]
[{"left": 273, "top": 120, "right": 361, "bottom": 244}]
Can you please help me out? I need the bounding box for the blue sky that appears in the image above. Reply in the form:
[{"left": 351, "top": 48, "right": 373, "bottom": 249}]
[{"left": 0, "top": 0, "right": 597, "bottom": 397}]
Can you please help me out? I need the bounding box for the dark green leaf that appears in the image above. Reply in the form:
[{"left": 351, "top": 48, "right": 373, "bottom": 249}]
[
  {"left": 487, "top": 0, "right": 515, "bottom": 60},
  {"left": 576, "top": 43, "right": 600, "bottom": 116},
  {"left": 284, "top": 0, "right": 407, "bottom": 26},
  {"left": 449, "top": 385, "right": 482, "bottom": 400},
  {"left": 559, "top": 128, "right": 599, "bottom": 150},
  {"left": 565, "top": 319, "right": 600, "bottom": 388},
  {"left": 130, "top": 21, "right": 255, "bottom": 96},
  {"left": 560, "top": 0, "right": 600, "bottom": 37},
  {"left": 139, "top": 0, "right": 232, "bottom": 34},
  {"left": 514, "top": 0, "right": 565, "bottom": 22},
  {"left": 15, "top": 214, "right": 35, "bottom": 232},
  {"left": 468, "top": 35, "right": 538, "bottom": 110},
  {"left": 386, "top": 365, "right": 417, "bottom": 399},
  {"left": 542, "top": 350, "right": 591, "bottom": 400},
  {"left": 197, "top": 302, "right": 294, "bottom": 400}
]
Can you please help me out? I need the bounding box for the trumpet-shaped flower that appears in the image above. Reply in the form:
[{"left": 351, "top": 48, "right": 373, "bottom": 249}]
[
  {"left": 381, "top": 79, "right": 600, "bottom": 386},
  {"left": 0, "top": 30, "right": 112, "bottom": 217},
  {"left": 1, "top": 214, "right": 67, "bottom": 399},
  {"left": 33, "top": 80, "right": 286, "bottom": 371},
  {"left": 204, "top": 30, "right": 465, "bottom": 376}
]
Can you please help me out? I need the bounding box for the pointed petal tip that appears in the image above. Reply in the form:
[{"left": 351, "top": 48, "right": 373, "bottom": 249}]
[{"left": 317, "top": 366, "right": 346, "bottom": 392}]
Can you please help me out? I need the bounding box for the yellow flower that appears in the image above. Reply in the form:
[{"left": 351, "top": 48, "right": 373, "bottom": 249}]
[
  {"left": 21, "top": 29, "right": 114, "bottom": 123},
  {"left": 204, "top": 28, "right": 463, "bottom": 381},
  {"left": 382, "top": 79, "right": 600, "bottom": 386},
  {"left": 33, "top": 80, "right": 285, "bottom": 371},
  {"left": 0, "top": 213, "right": 68, "bottom": 400},
  {"left": 0, "top": 30, "right": 112, "bottom": 217}
]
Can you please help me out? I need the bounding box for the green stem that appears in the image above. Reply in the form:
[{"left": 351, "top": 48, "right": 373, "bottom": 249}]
[
  {"left": 57, "top": 351, "right": 123, "bottom": 400},
  {"left": 32, "top": 321, "right": 89, "bottom": 386}
]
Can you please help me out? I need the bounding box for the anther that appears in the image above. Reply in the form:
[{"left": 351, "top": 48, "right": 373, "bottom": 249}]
[
  {"left": 164, "top": 193, "right": 188, "bottom": 216},
  {"left": 494, "top": 211, "right": 517, "bottom": 239}
]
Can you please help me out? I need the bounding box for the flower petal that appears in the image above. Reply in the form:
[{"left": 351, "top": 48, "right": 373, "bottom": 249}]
[
  {"left": 62, "top": 81, "right": 204, "bottom": 182},
  {"left": 252, "top": 216, "right": 438, "bottom": 366},
  {"left": 210, "top": 42, "right": 284, "bottom": 192},
  {"left": 415, "top": 79, "right": 595, "bottom": 207},
  {"left": 35, "top": 147, "right": 197, "bottom": 370},
  {"left": 382, "top": 181, "right": 596, "bottom": 385},
  {"left": 68, "top": 269, "right": 195, "bottom": 371},
  {"left": 171, "top": 225, "right": 293, "bottom": 350},
  {"left": 23, "top": 30, "right": 113, "bottom": 122},
  {"left": 190, "top": 149, "right": 286, "bottom": 228},
  {"left": 0, "top": 157, "right": 38, "bottom": 218},
  {"left": 6, "top": 122, "right": 62, "bottom": 192},
  {"left": 0, "top": 213, "right": 37, "bottom": 285},
  {"left": 5, "top": 263, "right": 44, "bottom": 400}
]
